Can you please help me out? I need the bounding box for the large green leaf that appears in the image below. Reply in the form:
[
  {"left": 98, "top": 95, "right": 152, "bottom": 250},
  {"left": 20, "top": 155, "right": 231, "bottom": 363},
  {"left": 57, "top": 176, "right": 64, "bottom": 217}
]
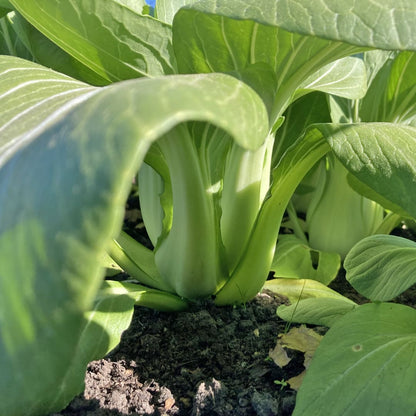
[
  {"left": 49, "top": 281, "right": 136, "bottom": 408},
  {"left": 0, "top": 56, "right": 97, "bottom": 156},
  {"left": 266, "top": 278, "right": 356, "bottom": 326},
  {"left": 173, "top": 3, "right": 362, "bottom": 123},
  {"left": 6, "top": 11, "right": 109, "bottom": 85},
  {"left": 344, "top": 234, "right": 416, "bottom": 301},
  {"left": 321, "top": 123, "right": 416, "bottom": 218},
  {"left": 181, "top": 0, "right": 416, "bottom": 51},
  {"left": 293, "top": 303, "right": 416, "bottom": 416},
  {"left": 277, "top": 297, "right": 357, "bottom": 327},
  {"left": 295, "top": 56, "right": 367, "bottom": 101},
  {"left": 10, "top": 0, "right": 176, "bottom": 81},
  {"left": 0, "top": 58, "right": 268, "bottom": 415},
  {"left": 330, "top": 51, "right": 416, "bottom": 126}
]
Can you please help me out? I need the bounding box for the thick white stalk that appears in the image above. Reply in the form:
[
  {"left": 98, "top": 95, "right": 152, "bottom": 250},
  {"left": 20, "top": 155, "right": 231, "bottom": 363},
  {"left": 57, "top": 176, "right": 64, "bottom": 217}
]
[
  {"left": 154, "top": 124, "right": 226, "bottom": 299},
  {"left": 220, "top": 134, "right": 274, "bottom": 272}
]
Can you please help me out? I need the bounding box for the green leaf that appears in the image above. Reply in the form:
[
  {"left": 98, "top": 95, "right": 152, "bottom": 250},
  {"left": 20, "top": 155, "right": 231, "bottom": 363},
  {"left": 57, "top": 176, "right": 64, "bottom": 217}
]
[
  {"left": 108, "top": 232, "right": 170, "bottom": 292},
  {"left": 264, "top": 278, "right": 355, "bottom": 305},
  {"left": 106, "top": 280, "right": 189, "bottom": 311},
  {"left": 7, "top": 11, "right": 109, "bottom": 85},
  {"left": 277, "top": 297, "right": 357, "bottom": 327},
  {"left": 0, "top": 12, "right": 33, "bottom": 58},
  {"left": 274, "top": 92, "right": 331, "bottom": 166},
  {"left": 113, "top": 0, "right": 146, "bottom": 14},
  {"left": 271, "top": 234, "right": 340, "bottom": 285},
  {"left": 306, "top": 153, "right": 385, "bottom": 259},
  {"left": 50, "top": 281, "right": 136, "bottom": 407},
  {"left": 0, "top": 56, "right": 97, "bottom": 154},
  {"left": 10, "top": 0, "right": 176, "bottom": 80},
  {"left": 215, "top": 126, "right": 330, "bottom": 305},
  {"left": 156, "top": 0, "right": 199, "bottom": 24},
  {"left": 293, "top": 303, "right": 416, "bottom": 416},
  {"left": 183, "top": 0, "right": 416, "bottom": 51},
  {"left": 173, "top": 2, "right": 363, "bottom": 124},
  {"left": 295, "top": 56, "right": 367, "bottom": 100},
  {"left": 0, "top": 0, "right": 12, "bottom": 8},
  {"left": 0, "top": 59, "right": 268, "bottom": 414},
  {"left": 321, "top": 123, "right": 416, "bottom": 218},
  {"left": 361, "top": 51, "right": 416, "bottom": 124},
  {"left": 344, "top": 234, "right": 416, "bottom": 301},
  {"left": 0, "top": 0, "right": 12, "bottom": 17}
]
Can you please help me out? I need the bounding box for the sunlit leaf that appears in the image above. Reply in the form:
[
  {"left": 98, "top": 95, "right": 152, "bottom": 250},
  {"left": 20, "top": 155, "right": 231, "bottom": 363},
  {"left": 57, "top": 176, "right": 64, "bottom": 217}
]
[
  {"left": 10, "top": 0, "right": 176, "bottom": 80},
  {"left": 293, "top": 303, "right": 416, "bottom": 416}
]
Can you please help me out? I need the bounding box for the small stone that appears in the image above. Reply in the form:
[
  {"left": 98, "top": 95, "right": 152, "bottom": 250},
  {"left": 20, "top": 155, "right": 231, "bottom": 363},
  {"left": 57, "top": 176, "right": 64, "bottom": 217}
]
[
  {"left": 251, "top": 390, "right": 280, "bottom": 416},
  {"left": 192, "top": 378, "right": 227, "bottom": 416}
]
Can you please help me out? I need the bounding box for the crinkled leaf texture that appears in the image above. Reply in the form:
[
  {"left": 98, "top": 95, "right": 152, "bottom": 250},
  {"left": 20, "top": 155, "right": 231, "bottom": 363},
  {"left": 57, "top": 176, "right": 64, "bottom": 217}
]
[
  {"left": 180, "top": 0, "right": 416, "bottom": 52},
  {"left": 293, "top": 303, "right": 416, "bottom": 416},
  {"left": 321, "top": 123, "right": 416, "bottom": 219},
  {"left": 0, "top": 57, "right": 267, "bottom": 415},
  {"left": 345, "top": 234, "right": 416, "bottom": 301}
]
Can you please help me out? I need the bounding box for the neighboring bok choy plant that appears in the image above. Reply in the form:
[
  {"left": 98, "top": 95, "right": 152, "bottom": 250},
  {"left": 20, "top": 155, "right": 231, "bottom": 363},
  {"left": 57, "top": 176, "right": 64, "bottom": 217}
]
[
  {"left": 274, "top": 233, "right": 416, "bottom": 416},
  {"left": 1, "top": 0, "right": 416, "bottom": 415},
  {"left": 265, "top": 50, "right": 416, "bottom": 416},
  {"left": 279, "top": 50, "right": 414, "bottom": 261}
]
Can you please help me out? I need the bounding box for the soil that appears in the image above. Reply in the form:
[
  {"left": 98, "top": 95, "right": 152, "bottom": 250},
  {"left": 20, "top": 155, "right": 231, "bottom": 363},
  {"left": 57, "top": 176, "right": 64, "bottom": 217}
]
[
  {"left": 50, "top": 194, "right": 416, "bottom": 416},
  {"left": 52, "top": 291, "right": 304, "bottom": 416}
]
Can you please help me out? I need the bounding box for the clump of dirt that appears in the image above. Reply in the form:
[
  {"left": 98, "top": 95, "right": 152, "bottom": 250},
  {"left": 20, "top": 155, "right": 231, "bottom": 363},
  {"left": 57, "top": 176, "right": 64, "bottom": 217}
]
[{"left": 53, "top": 292, "right": 303, "bottom": 416}]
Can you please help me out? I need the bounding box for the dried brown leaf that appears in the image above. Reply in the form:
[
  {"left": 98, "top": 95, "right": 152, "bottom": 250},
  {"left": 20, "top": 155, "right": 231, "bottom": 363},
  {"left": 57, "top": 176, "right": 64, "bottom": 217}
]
[
  {"left": 279, "top": 324, "right": 322, "bottom": 355},
  {"left": 269, "top": 343, "right": 291, "bottom": 367}
]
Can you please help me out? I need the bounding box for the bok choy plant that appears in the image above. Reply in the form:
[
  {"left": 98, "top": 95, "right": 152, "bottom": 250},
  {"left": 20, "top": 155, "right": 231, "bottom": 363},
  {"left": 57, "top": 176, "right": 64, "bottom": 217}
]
[
  {"left": 280, "top": 50, "right": 413, "bottom": 261},
  {"left": 1, "top": 0, "right": 416, "bottom": 415},
  {"left": 266, "top": 50, "right": 416, "bottom": 416},
  {"left": 276, "top": 233, "right": 416, "bottom": 416}
]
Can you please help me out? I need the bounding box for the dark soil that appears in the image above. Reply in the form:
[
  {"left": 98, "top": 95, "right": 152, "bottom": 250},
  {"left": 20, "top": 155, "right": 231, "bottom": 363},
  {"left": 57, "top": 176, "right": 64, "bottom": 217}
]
[{"left": 52, "top": 291, "right": 305, "bottom": 416}]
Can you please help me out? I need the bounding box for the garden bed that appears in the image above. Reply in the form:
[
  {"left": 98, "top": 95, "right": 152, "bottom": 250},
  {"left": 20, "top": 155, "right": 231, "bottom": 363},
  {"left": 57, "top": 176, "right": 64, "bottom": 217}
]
[{"left": 52, "top": 290, "right": 303, "bottom": 416}]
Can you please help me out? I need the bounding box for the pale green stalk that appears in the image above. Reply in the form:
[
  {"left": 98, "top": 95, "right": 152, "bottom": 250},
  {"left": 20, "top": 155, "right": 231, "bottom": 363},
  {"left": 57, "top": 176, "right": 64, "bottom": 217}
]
[
  {"left": 220, "top": 133, "right": 274, "bottom": 273},
  {"left": 137, "top": 163, "right": 164, "bottom": 246},
  {"left": 108, "top": 231, "right": 173, "bottom": 292},
  {"left": 307, "top": 154, "right": 385, "bottom": 259},
  {"left": 215, "top": 130, "right": 331, "bottom": 305},
  {"left": 154, "top": 124, "right": 227, "bottom": 299}
]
